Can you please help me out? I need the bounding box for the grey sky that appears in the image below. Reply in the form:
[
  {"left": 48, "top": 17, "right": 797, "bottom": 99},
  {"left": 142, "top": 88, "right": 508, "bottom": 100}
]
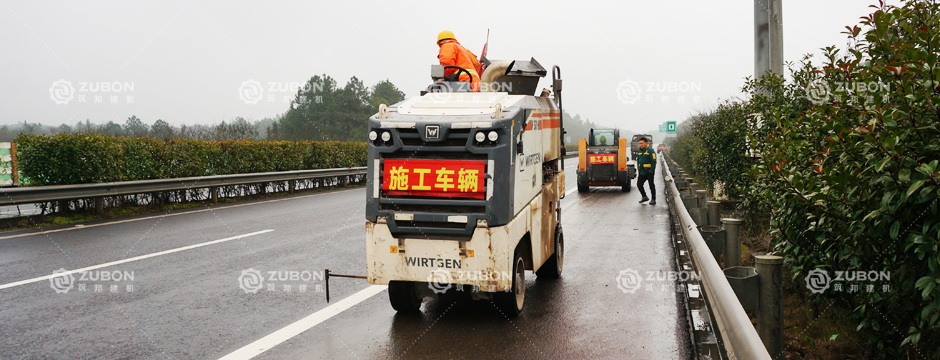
[{"left": 0, "top": 0, "right": 890, "bottom": 133}]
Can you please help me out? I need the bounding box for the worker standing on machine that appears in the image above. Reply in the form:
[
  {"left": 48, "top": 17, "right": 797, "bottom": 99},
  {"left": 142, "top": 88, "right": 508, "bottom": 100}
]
[{"left": 437, "top": 31, "right": 481, "bottom": 92}]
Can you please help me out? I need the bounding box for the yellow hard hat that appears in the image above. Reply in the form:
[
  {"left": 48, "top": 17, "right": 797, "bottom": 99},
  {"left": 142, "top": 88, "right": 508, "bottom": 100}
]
[{"left": 437, "top": 30, "right": 455, "bottom": 44}]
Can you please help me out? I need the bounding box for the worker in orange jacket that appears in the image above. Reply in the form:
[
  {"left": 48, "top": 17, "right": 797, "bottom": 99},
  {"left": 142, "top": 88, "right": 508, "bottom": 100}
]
[{"left": 437, "top": 31, "right": 481, "bottom": 92}]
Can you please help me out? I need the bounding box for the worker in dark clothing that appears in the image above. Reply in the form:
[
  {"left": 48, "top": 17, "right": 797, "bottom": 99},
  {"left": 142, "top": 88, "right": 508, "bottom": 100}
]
[{"left": 635, "top": 138, "right": 656, "bottom": 205}]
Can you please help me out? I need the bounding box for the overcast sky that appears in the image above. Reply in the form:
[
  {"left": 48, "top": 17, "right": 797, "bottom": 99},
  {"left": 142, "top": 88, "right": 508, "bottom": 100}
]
[{"left": 0, "top": 0, "right": 893, "bottom": 133}]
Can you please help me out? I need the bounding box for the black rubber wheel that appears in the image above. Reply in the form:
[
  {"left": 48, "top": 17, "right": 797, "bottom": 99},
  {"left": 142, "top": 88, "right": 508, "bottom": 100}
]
[
  {"left": 577, "top": 183, "right": 589, "bottom": 193},
  {"left": 388, "top": 281, "right": 421, "bottom": 313},
  {"left": 497, "top": 252, "right": 526, "bottom": 317},
  {"left": 622, "top": 181, "right": 632, "bottom": 192},
  {"left": 536, "top": 225, "right": 564, "bottom": 279}
]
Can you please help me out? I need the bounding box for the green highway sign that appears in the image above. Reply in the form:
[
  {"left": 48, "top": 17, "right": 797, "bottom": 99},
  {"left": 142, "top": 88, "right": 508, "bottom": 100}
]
[
  {"left": 666, "top": 121, "right": 677, "bottom": 133},
  {"left": 659, "top": 124, "right": 667, "bottom": 132}
]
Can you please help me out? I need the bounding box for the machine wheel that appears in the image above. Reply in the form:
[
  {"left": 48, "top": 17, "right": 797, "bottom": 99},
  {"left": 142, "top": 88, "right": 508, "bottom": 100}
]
[
  {"left": 622, "top": 181, "right": 632, "bottom": 192},
  {"left": 496, "top": 251, "right": 526, "bottom": 317},
  {"left": 577, "top": 183, "right": 589, "bottom": 193},
  {"left": 388, "top": 281, "right": 421, "bottom": 313},
  {"left": 536, "top": 225, "right": 564, "bottom": 279}
]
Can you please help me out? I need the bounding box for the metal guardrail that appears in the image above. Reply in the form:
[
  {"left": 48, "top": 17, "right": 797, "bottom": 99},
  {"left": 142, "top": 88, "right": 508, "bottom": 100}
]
[
  {"left": 0, "top": 167, "right": 367, "bottom": 206},
  {"left": 661, "top": 157, "right": 771, "bottom": 360}
]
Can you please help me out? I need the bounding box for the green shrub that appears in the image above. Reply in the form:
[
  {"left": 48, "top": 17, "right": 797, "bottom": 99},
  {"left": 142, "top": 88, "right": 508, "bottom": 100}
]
[
  {"left": 671, "top": 1, "right": 940, "bottom": 356},
  {"left": 14, "top": 134, "right": 367, "bottom": 186},
  {"left": 756, "top": 2, "right": 940, "bottom": 356}
]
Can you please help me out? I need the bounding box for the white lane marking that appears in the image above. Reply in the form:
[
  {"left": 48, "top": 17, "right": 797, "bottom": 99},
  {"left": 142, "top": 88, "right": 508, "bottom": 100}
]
[
  {"left": 0, "top": 188, "right": 360, "bottom": 240},
  {"left": 218, "top": 285, "right": 387, "bottom": 360},
  {"left": 565, "top": 188, "right": 577, "bottom": 197},
  {"left": 0, "top": 229, "right": 274, "bottom": 290}
]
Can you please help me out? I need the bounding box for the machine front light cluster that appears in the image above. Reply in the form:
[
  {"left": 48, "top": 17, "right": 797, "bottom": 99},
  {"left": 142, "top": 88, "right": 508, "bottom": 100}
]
[
  {"left": 474, "top": 130, "right": 500, "bottom": 146},
  {"left": 369, "top": 129, "right": 394, "bottom": 146}
]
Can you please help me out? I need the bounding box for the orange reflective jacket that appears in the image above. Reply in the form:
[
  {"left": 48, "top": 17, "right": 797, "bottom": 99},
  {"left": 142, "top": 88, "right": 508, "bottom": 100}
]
[{"left": 438, "top": 40, "right": 480, "bottom": 91}]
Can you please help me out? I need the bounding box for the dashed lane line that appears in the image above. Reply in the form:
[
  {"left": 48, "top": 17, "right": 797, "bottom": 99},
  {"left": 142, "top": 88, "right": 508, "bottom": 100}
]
[{"left": 0, "top": 229, "right": 274, "bottom": 290}]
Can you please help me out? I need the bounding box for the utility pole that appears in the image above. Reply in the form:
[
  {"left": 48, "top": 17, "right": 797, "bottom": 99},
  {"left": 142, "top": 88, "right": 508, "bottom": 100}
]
[{"left": 755, "top": 0, "right": 783, "bottom": 78}]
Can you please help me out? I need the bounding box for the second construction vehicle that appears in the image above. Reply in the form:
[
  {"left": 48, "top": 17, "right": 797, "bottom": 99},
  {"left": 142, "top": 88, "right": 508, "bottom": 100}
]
[
  {"left": 576, "top": 128, "right": 636, "bottom": 192},
  {"left": 365, "top": 57, "right": 566, "bottom": 316}
]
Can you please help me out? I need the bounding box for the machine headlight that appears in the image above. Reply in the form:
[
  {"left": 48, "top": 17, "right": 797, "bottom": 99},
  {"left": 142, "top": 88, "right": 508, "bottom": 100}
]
[
  {"left": 369, "top": 131, "right": 377, "bottom": 141},
  {"left": 475, "top": 132, "right": 486, "bottom": 142},
  {"left": 488, "top": 131, "right": 498, "bottom": 142},
  {"left": 381, "top": 131, "right": 391, "bottom": 142}
]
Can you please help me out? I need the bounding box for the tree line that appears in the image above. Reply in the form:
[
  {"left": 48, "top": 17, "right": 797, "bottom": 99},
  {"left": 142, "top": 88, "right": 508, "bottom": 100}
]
[{"left": 8, "top": 74, "right": 608, "bottom": 143}]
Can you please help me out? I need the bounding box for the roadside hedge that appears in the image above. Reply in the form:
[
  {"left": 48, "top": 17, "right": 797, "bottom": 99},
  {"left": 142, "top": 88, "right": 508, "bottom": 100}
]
[
  {"left": 669, "top": 1, "right": 940, "bottom": 356},
  {"left": 14, "top": 133, "right": 367, "bottom": 186}
]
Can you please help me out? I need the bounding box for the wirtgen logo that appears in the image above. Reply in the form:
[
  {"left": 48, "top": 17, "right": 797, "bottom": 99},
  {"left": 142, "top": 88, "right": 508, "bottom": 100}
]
[
  {"left": 49, "top": 268, "right": 75, "bottom": 294},
  {"left": 616, "top": 268, "right": 642, "bottom": 293},
  {"left": 425, "top": 125, "right": 440, "bottom": 139}
]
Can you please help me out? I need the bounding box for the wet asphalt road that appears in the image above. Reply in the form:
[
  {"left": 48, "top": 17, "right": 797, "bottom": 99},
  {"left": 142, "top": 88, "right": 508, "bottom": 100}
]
[{"left": 0, "top": 161, "right": 691, "bottom": 359}]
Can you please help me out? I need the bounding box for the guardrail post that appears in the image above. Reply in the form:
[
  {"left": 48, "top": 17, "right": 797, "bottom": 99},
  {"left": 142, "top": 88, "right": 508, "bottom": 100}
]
[
  {"left": 755, "top": 255, "right": 784, "bottom": 358},
  {"left": 682, "top": 194, "right": 698, "bottom": 214},
  {"left": 95, "top": 197, "right": 104, "bottom": 215},
  {"left": 722, "top": 218, "right": 743, "bottom": 267},
  {"left": 58, "top": 200, "right": 69, "bottom": 213},
  {"left": 211, "top": 187, "right": 218, "bottom": 204},
  {"left": 289, "top": 180, "right": 295, "bottom": 194},
  {"left": 707, "top": 200, "right": 721, "bottom": 226},
  {"left": 695, "top": 190, "right": 708, "bottom": 225},
  {"left": 682, "top": 178, "right": 693, "bottom": 196}
]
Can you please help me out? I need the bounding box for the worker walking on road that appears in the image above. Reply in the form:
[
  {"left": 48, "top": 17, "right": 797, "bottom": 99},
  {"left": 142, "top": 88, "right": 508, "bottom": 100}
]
[
  {"left": 636, "top": 138, "right": 656, "bottom": 205},
  {"left": 437, "top": 31, "right": 481, "bottom": 92}
]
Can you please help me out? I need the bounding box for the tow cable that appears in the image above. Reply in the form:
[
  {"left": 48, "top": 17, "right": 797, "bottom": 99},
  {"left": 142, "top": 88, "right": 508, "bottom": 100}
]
[{"left": 323, "top": 269, "right": 367, "bottom": 303}]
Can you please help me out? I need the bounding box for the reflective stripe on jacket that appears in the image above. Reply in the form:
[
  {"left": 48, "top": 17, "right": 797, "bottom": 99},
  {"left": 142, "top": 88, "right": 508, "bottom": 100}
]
[{"left": 636, "top": 147, "right": 657, "bottom": 175}]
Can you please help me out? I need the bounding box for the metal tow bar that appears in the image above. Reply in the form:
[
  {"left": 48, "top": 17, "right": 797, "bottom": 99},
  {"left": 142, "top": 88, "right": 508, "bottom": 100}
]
[{"left": 324, "top": 269, "right": 367, "bottom": 303}]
